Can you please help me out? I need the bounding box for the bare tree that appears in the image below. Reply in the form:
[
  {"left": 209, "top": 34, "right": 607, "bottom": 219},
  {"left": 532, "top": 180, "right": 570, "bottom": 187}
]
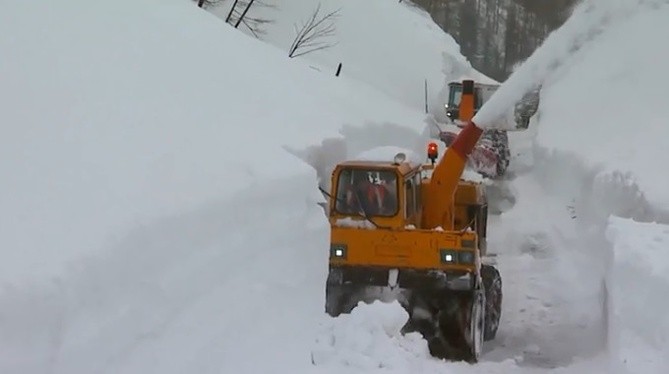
[
  {"left": 225, "top": 0, "right": 275, "bottom": 38},
  {"left": 195, "top": 0, "right": 224, "bottom": 9},
  {"left": 288, "top": 3, "right": 340, "bottom": 58}
]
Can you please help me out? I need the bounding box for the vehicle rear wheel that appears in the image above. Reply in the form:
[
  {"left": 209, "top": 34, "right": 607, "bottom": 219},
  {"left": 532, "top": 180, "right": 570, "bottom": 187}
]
[
  {"left": 481, "top": 265, "right": 502, "bottom": 341},
  {"left": 325, "top": 283, "right": 359, "bottom": 317}
]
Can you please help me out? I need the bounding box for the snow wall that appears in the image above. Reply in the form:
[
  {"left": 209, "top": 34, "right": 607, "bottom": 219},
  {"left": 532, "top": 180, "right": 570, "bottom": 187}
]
[
  {"left": 605, "top": 217, "right": 669, "bottom": 373},
  {"left": 502, "top": 0, "right": 669, "bottom": 371}
]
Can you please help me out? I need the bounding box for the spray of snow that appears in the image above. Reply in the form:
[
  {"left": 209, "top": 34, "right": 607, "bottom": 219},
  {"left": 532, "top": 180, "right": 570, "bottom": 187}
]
[{"left": 473, "top": 0, "right": 665, "bottom": 130}]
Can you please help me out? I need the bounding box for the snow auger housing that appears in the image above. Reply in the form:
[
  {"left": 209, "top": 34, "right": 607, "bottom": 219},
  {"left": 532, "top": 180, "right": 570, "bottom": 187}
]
[{"left": 324, "top": 81, "right": 502, "bottom": 363}]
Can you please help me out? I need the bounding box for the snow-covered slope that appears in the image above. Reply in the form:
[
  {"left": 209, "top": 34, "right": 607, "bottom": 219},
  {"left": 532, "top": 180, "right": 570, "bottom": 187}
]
[
  {"left": 0, "top": 0, "right": 429, "bottom": 284},
  {"left": 3, "top": 0, "right": 669, "bottom": 372},
  {"left": 209, "top": 0, "right": 495, "bottom": 121},
  {"left": 0, "top": 0, "right": 435, "bottom": 371}
]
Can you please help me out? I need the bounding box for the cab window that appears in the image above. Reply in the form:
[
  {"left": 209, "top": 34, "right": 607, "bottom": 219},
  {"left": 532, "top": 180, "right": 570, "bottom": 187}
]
[
  {"left": 334, "top": 168, "right": 398, "bottom": 217},
  {"left": 448, "top": 84, "right": 462, "bottom": 107}
]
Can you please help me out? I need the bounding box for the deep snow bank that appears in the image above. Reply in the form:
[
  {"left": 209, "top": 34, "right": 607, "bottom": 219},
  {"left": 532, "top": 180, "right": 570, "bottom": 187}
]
[
  {"left": 520, "top": 5, "right": 669, "bottom": 367},
  {"left": 210, "top": 0, "right": 495, "bottom": 121},
  {"left": 0, "top": 178, "right": 332, "bottom": 373},
  {"left": 605, "top": 216, "right": 669, "bottom": 373},
  {"left": 477, "top": 0, "right": 669, "bottom": 370},
  {"left": 535, "top": 1, "right": 669, "bottom": 212},
  {"left": 483, "top": 171, "right": 609, "bottom": 369},
  {"left": 0, "top": 0, "right": 428, "bottom": 283}
]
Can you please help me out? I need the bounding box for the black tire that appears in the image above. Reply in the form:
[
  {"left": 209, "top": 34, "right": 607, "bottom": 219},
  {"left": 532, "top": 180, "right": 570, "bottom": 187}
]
[
  {"left": 467, "top": 291, "right": 485, "bottom": 362},
  {"left": 429, "top": 291, "right": 484, "bottom": 363},
  {"left": 481, "top": 265, "right": 502, "bottom": 341},
  {"left": 325, "top": 283, "right": 357, "bottom": 317}
]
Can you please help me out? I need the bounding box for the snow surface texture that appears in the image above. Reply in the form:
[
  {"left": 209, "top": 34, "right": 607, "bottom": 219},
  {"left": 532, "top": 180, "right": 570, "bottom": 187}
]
[
  {"left": 2, "top": 0, "right": 669, "bottom": 372},
  {"left": 0, "top": 0, "right": 430, "bottom": 284},
  {"left": 606, "top": 217, "right": 669, "bottom": 373},
  {"left": 209, "top": 0, "right": 495, "bottom": 122},
  {"left": 0, "top": 0, "right": 470, "bottom": 372}
]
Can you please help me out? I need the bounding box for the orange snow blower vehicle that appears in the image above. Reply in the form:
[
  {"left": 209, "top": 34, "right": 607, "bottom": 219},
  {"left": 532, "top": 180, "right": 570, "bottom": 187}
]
[{"left": 324, "top": 80, "right": 503, "bottom": 363}]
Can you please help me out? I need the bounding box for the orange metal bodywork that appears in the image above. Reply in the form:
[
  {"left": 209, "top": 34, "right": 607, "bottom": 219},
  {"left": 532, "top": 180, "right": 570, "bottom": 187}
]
[
  {"left": 327, "top": 79, "right": 486, "bottom": 277},
  {"left": 330, "top": 225, "right": 479, "bottom": 272},
  {"left": 459, "top": 85, "right": 475, "bottom": 122}
]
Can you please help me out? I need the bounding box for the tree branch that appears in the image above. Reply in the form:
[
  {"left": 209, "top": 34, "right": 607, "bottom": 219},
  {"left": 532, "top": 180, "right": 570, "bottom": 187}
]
[{"left": 289, "top": 3, "right": 340, "bottom": 58}]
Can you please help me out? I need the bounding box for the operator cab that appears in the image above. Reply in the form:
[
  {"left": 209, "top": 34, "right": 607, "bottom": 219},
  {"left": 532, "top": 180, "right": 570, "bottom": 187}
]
[
  {"left": 334, "top": 167, "right": 399, "bottom": 217},
  {"left": 329, "top": 153, "right": 424, "bottom": 229},
  {"left": 445, "top": 81, "right": 498, "bottom": 125}
]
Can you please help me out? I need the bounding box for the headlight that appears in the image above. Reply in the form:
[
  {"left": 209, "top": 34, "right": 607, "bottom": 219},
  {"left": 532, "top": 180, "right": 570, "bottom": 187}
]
[
  {"left": 440, "top": 249, "right": 457, "bottom": 264},
  {"left": 330, "top": 244, "right": 347, "bottom": 259},
  {"left": 440, "top": 249, "right": 475, "bottom": 264}
]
